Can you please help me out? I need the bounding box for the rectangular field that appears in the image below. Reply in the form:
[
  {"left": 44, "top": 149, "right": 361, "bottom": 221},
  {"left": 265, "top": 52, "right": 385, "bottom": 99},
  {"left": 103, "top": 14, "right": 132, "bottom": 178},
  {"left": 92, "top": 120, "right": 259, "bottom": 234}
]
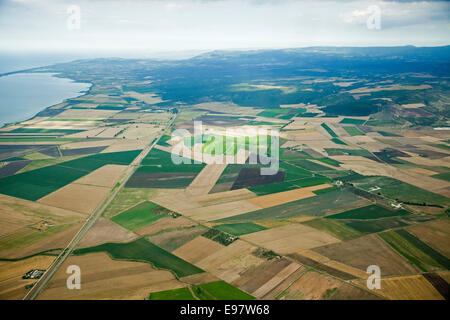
[
  {"left": 214, "top": 223, "right": 267, "bottom": 236},
  {"left": 110, "top": 201, "right": 171, "bottom": 231},
  {"left": 379, "top": 229, "right": 450, "bottom": 272},
  {"left": 73, "top": 238, "right": 204, "bottom": 278},
  {"left": 326, "top": 204, "right": 409, "bottom": 220}
]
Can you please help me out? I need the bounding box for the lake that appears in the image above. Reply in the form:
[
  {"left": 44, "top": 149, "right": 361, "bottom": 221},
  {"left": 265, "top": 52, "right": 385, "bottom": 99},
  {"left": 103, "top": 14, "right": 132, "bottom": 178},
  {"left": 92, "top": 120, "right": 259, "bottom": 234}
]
[{"left": 0, "top": 73, "right": 91, "bottom": 127}]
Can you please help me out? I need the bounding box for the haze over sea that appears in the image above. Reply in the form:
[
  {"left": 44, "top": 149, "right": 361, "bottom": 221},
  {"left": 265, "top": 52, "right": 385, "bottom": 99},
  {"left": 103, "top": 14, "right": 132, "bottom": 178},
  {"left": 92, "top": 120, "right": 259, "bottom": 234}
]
[{"left": 0, "top": 72, "right": 90, "bottom": 127}]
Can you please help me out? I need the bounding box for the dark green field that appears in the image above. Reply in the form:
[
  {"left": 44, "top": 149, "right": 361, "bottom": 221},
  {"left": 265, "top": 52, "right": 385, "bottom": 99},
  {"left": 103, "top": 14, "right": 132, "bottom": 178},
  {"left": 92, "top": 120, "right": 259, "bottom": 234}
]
[
  {"left": 110, "top": 201, "right": 170, "bottom": 230},
  {"left": 339, "top": 118, "right": 366, "bottom": 125},
  {"left": 214, "top": 222, "right": 267, "bottom": 236},
  {"left": 342, "top": 217, "right": 409, "bottom": 234},
  {"left": 157, "top": 134, "right": 172, "bottom": 147},
  {"left": 303, "top": 218, "right": 362, "bottom": 240},
  {"left": 324, "top": 148, "right": 373, "bottom": 157},
  {"left": 379, "top": 229, "right": 450, "bottom": 272},
  {"left": 149, "top": 287, "right": 195, "bottom": 300},
  {"left": 195, "top": 281, "right": 254, "bottom": 300},
  {"left": 0, "top": 150, "right": 141, "bottom": 201},
  {"left": 350, "top": 176, "right": 450, "bottom": 206},
  {"left": 326, "top": 204, "right": 409, "bottom": 220},
  {"left": 149, "top": 281, "right": 254, "bottom": 300},
  {"left": 257, "top": 108, "right": 291, "bottom": 118},
  {"left": 216, "top": 190, "right": 368, "bottom": 222},
  {"left": 331, "top": 138, "right": 347, "bottom": 145},
  {"left": 249, "top": 175, "right": 331, "bottom": 196},
  {"left": 73, "top": 238, "right": 204, "bottom": 278},
  {"left": 342, "top": 126, "right": 364, "bottom": 136},
  {"left": 321, "top": 123, "right": 338, "bottom": 137},
  {"left": 126, "top": 148, "right": 205, "bottom": 188},
  {"left": 431, "top": 172, "right": 450, "bottom": 182}
]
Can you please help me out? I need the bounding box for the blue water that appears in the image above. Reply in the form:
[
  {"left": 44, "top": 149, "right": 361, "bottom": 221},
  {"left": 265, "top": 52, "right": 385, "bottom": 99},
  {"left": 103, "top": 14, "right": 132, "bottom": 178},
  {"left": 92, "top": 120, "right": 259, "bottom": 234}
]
[{"left": 0, "top": 73, "right": 91, "bottom": 127}]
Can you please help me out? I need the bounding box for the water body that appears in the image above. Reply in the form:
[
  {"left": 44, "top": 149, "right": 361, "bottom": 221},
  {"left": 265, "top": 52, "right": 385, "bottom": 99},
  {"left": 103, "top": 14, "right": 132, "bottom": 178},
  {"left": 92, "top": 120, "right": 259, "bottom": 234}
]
[{"left": 0, "top": 73, "right": 91, "bottom": 127}]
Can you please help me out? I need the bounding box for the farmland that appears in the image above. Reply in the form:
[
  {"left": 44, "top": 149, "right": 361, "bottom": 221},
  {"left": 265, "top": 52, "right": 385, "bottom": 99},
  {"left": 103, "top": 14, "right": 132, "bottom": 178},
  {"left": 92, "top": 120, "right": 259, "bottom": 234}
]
[
  {"left": 150, "top": 281, "right": 254, "bottom": 300},
  {"left": 0, "top": 46, "right": 449, "bottom": 301},
  {"left": 214, "top": 222, "right": 267, "bottom": 236},
  {"left": 379, "top": 229, "right": 450, "bottom": 272},
  {"left": 73, "top": 238, "right": 204, "bottom": 278},
  {"left": 110, "top": 201, "right": 170, "bottom": 231}
]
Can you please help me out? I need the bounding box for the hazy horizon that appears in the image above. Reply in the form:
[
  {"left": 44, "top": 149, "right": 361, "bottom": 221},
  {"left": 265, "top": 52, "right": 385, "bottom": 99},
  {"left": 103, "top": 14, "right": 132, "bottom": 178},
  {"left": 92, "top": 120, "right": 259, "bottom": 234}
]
[{"left": 1, "top": 0, "right": 449, "bottom": 56}]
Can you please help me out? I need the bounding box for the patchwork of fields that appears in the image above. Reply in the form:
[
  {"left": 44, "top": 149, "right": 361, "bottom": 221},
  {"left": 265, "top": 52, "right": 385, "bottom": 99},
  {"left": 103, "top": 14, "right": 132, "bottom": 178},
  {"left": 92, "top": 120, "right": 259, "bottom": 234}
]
[{"left": 1, "top": 48, "right": 449, "bottom": 301}]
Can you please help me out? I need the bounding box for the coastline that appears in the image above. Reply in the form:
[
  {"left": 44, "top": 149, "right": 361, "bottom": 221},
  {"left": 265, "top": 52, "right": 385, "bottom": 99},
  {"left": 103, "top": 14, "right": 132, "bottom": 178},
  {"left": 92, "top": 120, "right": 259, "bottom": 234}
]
[{"left": 0, "top": 72, "right": 92, "bottom": 128}]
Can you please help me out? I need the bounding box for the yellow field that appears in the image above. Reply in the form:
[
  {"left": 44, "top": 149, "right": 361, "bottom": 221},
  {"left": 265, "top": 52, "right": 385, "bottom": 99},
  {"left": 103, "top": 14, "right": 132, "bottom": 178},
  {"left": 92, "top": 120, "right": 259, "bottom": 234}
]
[
  {"left": 355, "top": 275, "right": 444, "bottom": 300},
  {"left": 78, "top": 218, "right": 137, "bottom": 248},
  {"left": 37, "top": 253, "right": 184, "bottom": 300},
  {"left": 241, "top": 223, "right": 340, "bottom": 254},
  {"left": 173, "top": 236, "right": 224, "bottom": 265},
  {"left": 246, "top": 184, "right": 331, "bottom": 208},
  {"left": 196, "top": 240, "right": 265, "bottom": 283},
  {"left": 0, "top": 255, "right": 55, "bottom": 300},
  {"left": 74, "top": 165, "right": 127, "bottom": 188},
  {"left": 185, "top": 163, "right": 228, "bottom": 196},
  {"left": 38, "top": 183, "right": 111, "bottom": 214}
]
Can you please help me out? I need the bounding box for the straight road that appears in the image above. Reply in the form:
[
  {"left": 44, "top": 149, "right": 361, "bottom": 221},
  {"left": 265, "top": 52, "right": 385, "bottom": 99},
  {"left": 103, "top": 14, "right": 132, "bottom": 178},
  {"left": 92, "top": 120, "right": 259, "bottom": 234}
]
[{"left": 23, "top": 113, "right": 176, "bottom": 300}]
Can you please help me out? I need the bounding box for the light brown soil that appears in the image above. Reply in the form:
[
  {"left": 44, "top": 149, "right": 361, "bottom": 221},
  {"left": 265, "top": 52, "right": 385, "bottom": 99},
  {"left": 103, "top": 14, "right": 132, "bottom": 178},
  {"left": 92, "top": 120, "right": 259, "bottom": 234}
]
[
  {"left": 0, "top": 255, "right": 55, "bottom": 300},
  {"left": 74, "top": 165, "right": 127, "bottom": 188},
  {"left": 241, "top": 223, "right": 340, "bottom": 254},
  {"left": 77, "top": 218, "right": 138, "bottom": 248},
  {"left": 406, "top": 219, "right": 450, "bottom": 258},
  {"left": 246, "top": 184, "right": 331, "bottom": 208},
  {"left": 37, "top": 252, "right": 184, "bottom": 300},
  {"left": 313, "top": 234, "right": 420, "bottom": 276},
  {"left": 38, "top": 183, "right": 111, "bottom": 214}
]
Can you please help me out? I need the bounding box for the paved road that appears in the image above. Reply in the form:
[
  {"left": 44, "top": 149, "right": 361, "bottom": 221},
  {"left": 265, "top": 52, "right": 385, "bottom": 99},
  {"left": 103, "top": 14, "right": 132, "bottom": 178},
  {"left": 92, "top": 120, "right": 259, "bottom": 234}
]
[{"left": 23, "top": 114, "right": 176, "bottom": 300}]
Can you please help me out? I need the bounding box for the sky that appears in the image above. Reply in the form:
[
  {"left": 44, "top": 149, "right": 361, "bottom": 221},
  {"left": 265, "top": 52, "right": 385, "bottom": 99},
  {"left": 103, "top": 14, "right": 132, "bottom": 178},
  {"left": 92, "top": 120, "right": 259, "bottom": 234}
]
[{"left": 0, "top": 0, "right": 449, "bottom": 58}]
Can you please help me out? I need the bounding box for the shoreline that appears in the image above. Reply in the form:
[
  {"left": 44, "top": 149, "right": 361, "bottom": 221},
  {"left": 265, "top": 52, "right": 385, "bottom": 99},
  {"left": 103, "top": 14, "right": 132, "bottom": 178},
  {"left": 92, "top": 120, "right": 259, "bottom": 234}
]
[{"left": 0, "top": 72, "right": 92, "bottom": 129}]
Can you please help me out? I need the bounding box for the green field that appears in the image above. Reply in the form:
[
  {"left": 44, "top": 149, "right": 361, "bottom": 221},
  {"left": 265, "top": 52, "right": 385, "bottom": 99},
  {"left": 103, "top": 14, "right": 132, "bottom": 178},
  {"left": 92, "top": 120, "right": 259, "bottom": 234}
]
[
  {"left": 73, "top": 238, "right": 204, "bottom": 278},
  {"left": 202, "top": 135, "right": 238, "bottom": 155},
  {"left": 257, "top": 108, "right": 291, "bottom": 118},
  {"left": 157, "top": 134, "right": 172, "bottom": 147},
  {"left": 379, "top": 229, "right": 450, "bottom": 272},
  {"left": 127, "top": 148, "right": 205, "bottom": 188},
  {"left": 0, "top": 150, "right": 141, "bottom": 201},
  {"left": 342, "top": 126, "right": 365, "bottom": 136},
  {"left": 350, "top": 176, "right": 450, "bottom": 206},
  {"left": 303, "top": 218, "right": 362, "bottom": 240},
  {"left": 340, "top": 118, "right": 366, "bottom": 125},
  {"left": 431, "top": 172, "right": 450, "bottom": 182},
  {"left": 216, "top": 190, "right": 367, "bottom": 222},
  {"left": 343, "top": 218, "right": 409, "bottom": 234},
  {"left": 149, "top": 287, "right": 196, "bottom": 300},
  {"left": 10, "top": 128, "right": 84, "bottom": 134},
  {"left": 214, "top": 222, "right": 267, "bottom": 236},
  {"left": 287, "top": 159, "right": 337, "bottom": 172},
  {"left": 141, "top": 148, "right": 204, "bottom": 171},
  {"left": 110, "top": 201, "right": 169, "bottom": 230},
  {"left": 149, "top": 281, "right": 254, "bottom": 300},
  {"left": 195, "top": 281, "right": 254, "bottom": 300},
  {"left": 324, "top": 148, "right": 372, "bottom": 157},
  {"left": 331, "top": 138, "right": 347, "bottom": 145},
  {"left": 326, "top": 204, "right": 409, "bottom": 220},
  {"left": 316, "top": 158, "right": 342, "bottom": 167},
  {"left": 248, "top": 175, "right": 330, "bottom": 196},
  {"left": 321, "top": 123, "right": 338, "bottom": 137}
]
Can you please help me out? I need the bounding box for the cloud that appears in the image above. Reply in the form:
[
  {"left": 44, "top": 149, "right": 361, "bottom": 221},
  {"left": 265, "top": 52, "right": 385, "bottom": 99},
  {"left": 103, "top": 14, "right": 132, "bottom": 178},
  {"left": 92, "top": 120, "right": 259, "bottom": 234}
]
[{"left": 0, "top": 0, "right": 448, "bottom": 53}]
